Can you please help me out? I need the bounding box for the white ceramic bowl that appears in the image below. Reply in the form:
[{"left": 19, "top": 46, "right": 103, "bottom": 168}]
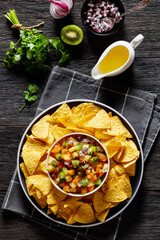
[{"left": 46, "top": 132, "right": 110, "bottom": 197}]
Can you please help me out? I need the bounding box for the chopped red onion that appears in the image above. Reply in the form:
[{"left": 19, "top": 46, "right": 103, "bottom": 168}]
[
  {"left": 81, "top": 138, "right": 90, "bottom": 143},
  {"left": 79, "top": 150, "right": 84, "bottom": 158},
  {"left": 68, "top": 139, "right": 73, "bottom": 146},
  {"left": 85, "top": 0, "right": 121, "bottom": 33},
  {"left": 82, "top": 147, "right": 88, "bottom": 154}
]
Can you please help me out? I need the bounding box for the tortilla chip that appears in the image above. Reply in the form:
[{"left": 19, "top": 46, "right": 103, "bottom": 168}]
[
  {"left": 35, "top": 189, "right": 44, "bottom": 199},
  {"left": 31, "top": 115, "right": 50, "bottom": 140},
  {"left": 50, "top": 126, "right": 72, "bottom": 141},
  {"left": 110, "top": 202, "right": 119, "bottom": 208},
  {"left": 82, "top": 193, "right": 94, "bottom": 203},
  {"left": 47, "top": 187, "right": 67, "bottom": 205},
  {"left": 26, "top": 174, "right": 52, "bottom": 196},
  {"left": 118, "top": 140, "right": 139, "bottom": 163},
  {"left": 93, "top": 191, "right": 111, "bottom": 213},
  {"left": 114, "top": 164, "right": 126, "bottom": 176},
  {"left": 20, "top": 162, "right": 30, "bottom": 178},
  {"left": 49, "top": 204, "right": 59, "bottom": 215},
  {"left": 103, "top": 139, "right": 123, "bottom": 158},
  {"left": 21, "top": 135, "right": 48, "bottom": 175},
  {"left": 45, "top": 126, "right": 55, "bottom": 146},
  {"left": 25, "top": 178, "right": 36, "bottom": 196},
  {"left": 35, "top": 160, "right": 47, "bottom": 174},
  {"left": 66, "top": 127, "right": 93, "bottom": 135},
  {"left": 63, "top": 197, "right": 82, "bottom": 209},
  {"left": 105, "top": 116, "right": 132, "bottom": 138},
  {"left": 105, "top": 174, "right": 132, "bottom": 202},
  {"left": 67, "top": 213, "right": 77, "bottom": 224},
  {"left": 32, "top": 193, "right": 47, "bottom": 209},
  {"left": 107, "top": 168, "right": 118, "bottom": 181},
  {"left": 58, "top": 114, "right": 79, "bottom": 128},
  {"left": 74, "top": 203, "right": 96, "bottom": 224},
  {"left": 58, "top": 202, "right": 72, "bottom": 221},
  {"left": 47, "top": 208, "right": 53, "bottom": 214},
  {"left": 72, "top": 103, "right": 101, "bottom": 118},
  {"left": 113, "top": 146, "right": 124, "bottom": 162},
  {"left": 78, "top": 109, "right": 110, "bottom": 129},
  {"left": 95, "top": 208, "right": 110, "bottom": 222},
  {"left": 95, "top": 129, "right": 111, "bottom": 140},
  {"left": 122, "top": 159, "right": 137, "bottom": 176},
  {"left": 102, "top": 183, "right": 108, "bottom": 193},
  {"left": 48, "top": 103, "right": 71, "bottom": 124}
]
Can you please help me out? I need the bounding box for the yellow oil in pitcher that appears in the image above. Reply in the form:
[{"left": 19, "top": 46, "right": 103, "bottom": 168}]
[{"left": 98, "top": 46, "right": 129, "bottom": 74}]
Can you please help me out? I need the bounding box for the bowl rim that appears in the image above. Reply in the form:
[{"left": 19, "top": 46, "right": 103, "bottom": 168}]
[
  {"left": 17, "top": 99, "right": 144, "bottom": 228},
  {"left": 81, "top": 0, "right": 125, "bottom": 36},
  {"left": 46, "top": 132, "right": 110, "bottom": 198}
]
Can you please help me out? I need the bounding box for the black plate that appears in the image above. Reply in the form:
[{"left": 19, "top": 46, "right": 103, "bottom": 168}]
[{"left": 17, "top": 99, "right": 144, "bottom": 228}]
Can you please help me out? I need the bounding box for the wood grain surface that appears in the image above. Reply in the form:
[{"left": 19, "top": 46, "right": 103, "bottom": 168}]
[{"left": 0, "top": 0, "right": 160, "bottom": 239}]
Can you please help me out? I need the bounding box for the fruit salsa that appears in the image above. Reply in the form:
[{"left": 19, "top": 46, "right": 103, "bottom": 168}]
[{"left": 47, "top": 133, "right": 109, "bottom": 195}]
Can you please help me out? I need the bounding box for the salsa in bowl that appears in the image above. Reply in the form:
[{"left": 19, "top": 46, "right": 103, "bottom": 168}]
[{"left": 46, "top": 133, "right": 110, "bottom": 197}]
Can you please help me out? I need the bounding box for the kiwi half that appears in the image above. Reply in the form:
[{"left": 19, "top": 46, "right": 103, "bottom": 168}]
[{"left": 61, "top": 25, "right": 83, "bottom": 46}]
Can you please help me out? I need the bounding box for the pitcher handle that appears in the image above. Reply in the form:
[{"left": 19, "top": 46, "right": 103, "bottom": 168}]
[{"left": 130, "top": 34, "right": 144, "bottom": 49}]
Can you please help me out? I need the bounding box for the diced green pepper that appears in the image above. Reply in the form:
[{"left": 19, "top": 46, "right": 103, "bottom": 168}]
[
  {"left": 70, "top": 182, "right": 75, "bottom": 188},
  {"left": 55, "top": 152, "right": 62, "bottom": 161},
  {"left": 79, "top": 178, "right": 89, "bottom": 188},
  {"left": 84, "top": 155, "right": 91, "bottom": 162},
  {"left": 59, "top": 171, "right": 66, "bottom": 179},
  {"left": 75, "top": 144, "right": 82, "bottom": 151},
  {"left": 96, "top": 146, "right": 103, "bottom": 152},
  {"left": 91, "top": 146, "right": 97, "bottom": 152},
  {"left": 95, "top": 178, "right": 102, "bottom": 186},
  {"left": 51, "top": 161, "right": 57, "bottom": 167},
  {"left": 82, "top": 164, "right": 89, "bottom": 169},
  {"left": 88, "top": 146, "right": 97, "bottom": 155},
  {"left": 72, "top": 160, "right": 80, "bottom": 168},
  {"left": 91, "top": 156, "right": 99, "bottom": 165},
  {"left": 59, "top": 178, "right": 66, "bottom": 183},
  {"left": 62, "top": 140, "right": 67, "bottom": 148}
]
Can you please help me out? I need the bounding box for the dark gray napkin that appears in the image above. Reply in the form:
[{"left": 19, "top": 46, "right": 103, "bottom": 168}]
[{"left": 2, "top": 66, "right": 160, "bottom": 240}]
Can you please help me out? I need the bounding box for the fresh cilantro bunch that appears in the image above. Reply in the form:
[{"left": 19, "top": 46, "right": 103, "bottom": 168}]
[
  {"left": 19, "top": 84, "right": 39, "bottom": 112},
  {"left": 3, "top": 29, "right": 70, "bottom": 75}
]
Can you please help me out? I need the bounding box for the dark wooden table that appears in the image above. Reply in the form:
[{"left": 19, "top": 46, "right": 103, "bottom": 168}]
[{"left": 0, "top": 0, "right": 160, "bottom": 239}]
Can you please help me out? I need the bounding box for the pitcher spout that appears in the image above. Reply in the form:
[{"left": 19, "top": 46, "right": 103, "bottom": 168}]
[{"left": 91, "top": 65, "right": 104, "bottom": 80}]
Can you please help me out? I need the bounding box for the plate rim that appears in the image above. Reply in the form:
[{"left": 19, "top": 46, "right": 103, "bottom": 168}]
[{"left": 17, "top": 99, "right": 144, "bottom": 228}]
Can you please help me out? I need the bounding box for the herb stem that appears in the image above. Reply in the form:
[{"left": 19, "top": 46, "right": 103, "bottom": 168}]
[
  {"left": 19, "top": 102, "right": 27, "bottom": 112},
  {"left": 27, "top": 21, "right": 44, "bottom": 29},
  {"left": 15, "top": 37, "right": 21, "bottom": 47}
]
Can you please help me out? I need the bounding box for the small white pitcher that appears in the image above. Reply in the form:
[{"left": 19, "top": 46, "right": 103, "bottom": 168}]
[{"left": 91, "top": 34, "right": 144, "bottom": 80}]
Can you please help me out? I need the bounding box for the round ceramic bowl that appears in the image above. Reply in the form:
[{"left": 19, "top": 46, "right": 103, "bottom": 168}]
[
  {"left": 46, "top": 132, "right": 110, "bottom": 198},
  {"left": 81, "top": 0, "right": 125, "bottom": 37},
  {"left": 17, "top": 99, "right": 143, "bottom": 228}
]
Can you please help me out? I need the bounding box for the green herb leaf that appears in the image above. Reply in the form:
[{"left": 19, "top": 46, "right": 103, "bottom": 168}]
[
  {"left": 58, "top": 52, "right": 71, "bottom": 66},
  {"left": 27, "top": 95, "right": 38, "bottom": 102},
  {"left": 14, "top": 54, "right": 21, "bottom": 62},
  {"left": 23, "top": 91, "right": 30, "bottom": 100},
  {"left": 4, "top": 10, "right": 71, "bottom": 75},
  {"left": 28, "top": 83, "right": 39, "bottom": 94},
  {"left": 19, "top": 84, "right": 39, "bottom": 112},
  {"left": 9, "top": 41, "right": 16, "bottom": 49}
]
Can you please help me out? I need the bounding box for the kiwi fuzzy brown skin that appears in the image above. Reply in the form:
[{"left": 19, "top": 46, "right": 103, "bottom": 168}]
[{"left": 61, "top": 25, "right": 83, "bottom": 46}]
